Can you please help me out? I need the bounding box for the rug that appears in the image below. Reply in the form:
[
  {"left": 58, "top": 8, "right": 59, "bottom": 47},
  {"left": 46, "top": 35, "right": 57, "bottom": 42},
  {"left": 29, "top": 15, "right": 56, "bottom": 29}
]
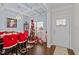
[{"left": 53, "top": 46, "right": 68, "bottom": 55}]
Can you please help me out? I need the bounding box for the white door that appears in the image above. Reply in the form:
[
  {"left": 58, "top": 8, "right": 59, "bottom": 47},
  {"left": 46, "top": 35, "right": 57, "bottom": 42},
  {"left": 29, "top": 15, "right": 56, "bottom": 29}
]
[{"left": 53, "top": 16, "right": 71, "bottom": 48}]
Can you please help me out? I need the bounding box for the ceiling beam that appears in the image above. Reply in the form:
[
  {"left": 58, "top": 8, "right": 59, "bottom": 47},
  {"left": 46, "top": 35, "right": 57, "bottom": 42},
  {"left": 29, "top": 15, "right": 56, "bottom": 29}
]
[
  {"left": 19, "top": 3, "right": 45, "bottom": 15},
  {"left": 42, "top": 3, "right": 49, "bottom": 10},
  {"left": 18, "top": 3, "right": 41, "bottom": 16},
  {"left": 1, "top": 3, "right": 46, "bottom": 19},
  {"left": 3, "top": 6, "right": 32, "bottom": 17}
]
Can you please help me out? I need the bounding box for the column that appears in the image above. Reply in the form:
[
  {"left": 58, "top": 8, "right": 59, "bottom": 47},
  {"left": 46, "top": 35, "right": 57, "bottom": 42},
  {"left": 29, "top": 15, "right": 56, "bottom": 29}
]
[{"left": 47, "top": 8, "right": 52, "bottom": 48}]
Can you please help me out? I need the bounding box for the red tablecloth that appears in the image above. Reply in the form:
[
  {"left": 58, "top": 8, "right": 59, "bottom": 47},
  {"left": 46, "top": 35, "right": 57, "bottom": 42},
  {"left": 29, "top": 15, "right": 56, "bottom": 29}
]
[{"left": 3, "top": 34, "right": 18, "bottom": 49}]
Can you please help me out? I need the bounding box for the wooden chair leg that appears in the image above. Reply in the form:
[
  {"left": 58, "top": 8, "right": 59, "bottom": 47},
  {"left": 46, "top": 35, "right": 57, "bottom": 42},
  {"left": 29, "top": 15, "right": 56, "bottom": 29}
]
[
  {"left": 24, "top": 42, "right": 26, "bottom": 48},
  {"left": 16, "top": 45, "right": 19, "bottom": 55},
  {"left": 3, "top": 49, "right": 11, "bottom": 55},
  {"left": 12, "top": 45, "right": 18, "bottom": 55},
  {"left": 0, "top": 44, "right": 3, "bottom": 54},
  {"left": 1, "top": 49, "right": 5, "bottom": 55}
]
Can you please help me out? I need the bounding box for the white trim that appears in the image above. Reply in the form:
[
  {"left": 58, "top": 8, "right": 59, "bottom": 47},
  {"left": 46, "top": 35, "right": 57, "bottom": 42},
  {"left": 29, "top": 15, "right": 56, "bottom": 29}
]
[
  {"left": 18, "top": 40, "right": 26, "bottom": 43},
  {"left": 3, "top": 43, "right": 17, "bottom": 49},
  {"left": 69, "top": 16, "right": 71, "bottom": 49}
]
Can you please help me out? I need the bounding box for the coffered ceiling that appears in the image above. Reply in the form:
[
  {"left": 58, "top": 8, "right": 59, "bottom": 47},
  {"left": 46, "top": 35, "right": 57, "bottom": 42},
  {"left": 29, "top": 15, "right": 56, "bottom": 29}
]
[
  {"left": 46, "top": 3, "right": 74, "bottom": 9},
  {"left": 0, "top": 3, "right": 74, "bottom": 19},
  {"left": 0, "top": 3, "right": 47, "bottom": 17}
]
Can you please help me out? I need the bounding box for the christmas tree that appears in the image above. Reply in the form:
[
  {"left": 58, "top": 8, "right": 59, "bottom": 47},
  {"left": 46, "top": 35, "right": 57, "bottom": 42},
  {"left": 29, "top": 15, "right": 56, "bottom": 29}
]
[{"left": 27, "top": 19, "right": 37, "bottom": 44}]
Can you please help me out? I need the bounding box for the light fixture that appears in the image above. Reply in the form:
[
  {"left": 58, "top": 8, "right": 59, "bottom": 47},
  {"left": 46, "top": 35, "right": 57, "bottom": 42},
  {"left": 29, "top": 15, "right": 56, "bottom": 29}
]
[{"left": 15, "top": 15, "right": 21, "bottom": 20}]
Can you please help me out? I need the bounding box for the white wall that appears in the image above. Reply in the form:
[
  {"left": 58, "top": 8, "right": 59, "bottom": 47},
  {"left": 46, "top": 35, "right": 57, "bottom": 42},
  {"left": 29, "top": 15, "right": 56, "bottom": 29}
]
[
  {"left": 46, "top": 4, "right": 79, "bottom": 54},
  {"left": 47, "top": 8, "right": 52, "bottom": 48},
  {"left": 72, "top": 4, "right": 79, "bottom": 54},
  {"left": 46, "top": 5, "right": 73, "bottom": 48},
  {"left": 51, "top": 6, "right": 73, "bottom": 48},
  {"left": 49, "top": 4, "right": 79, "bottom": 54},
  {"left": 0, "top": 8, "right": 24, "bottom": 32}
]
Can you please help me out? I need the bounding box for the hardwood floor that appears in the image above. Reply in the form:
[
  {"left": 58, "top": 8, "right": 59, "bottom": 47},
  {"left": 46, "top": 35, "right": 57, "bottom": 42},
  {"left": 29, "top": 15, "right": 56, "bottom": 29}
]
[
  {"left": 28, "top": 43, "right": 75, "bottom": 55},
  {"left": 28, "top": 44, "right": 47, "bottom": 55},
  {"left": 0, "top": 43, "right": 75, "bottom": 55}
]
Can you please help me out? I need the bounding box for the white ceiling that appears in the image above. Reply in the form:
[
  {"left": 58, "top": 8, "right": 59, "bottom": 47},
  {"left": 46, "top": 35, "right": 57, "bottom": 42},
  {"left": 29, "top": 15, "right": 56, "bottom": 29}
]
[
  {"left": 46, "top": 3, "right": 74, "bottom": 9},
  {"left": 0, "top": 3, "right": 74, "bottom": 18},
  {"left": 0, "top": 3, "right": 47, "bottom": 17}
]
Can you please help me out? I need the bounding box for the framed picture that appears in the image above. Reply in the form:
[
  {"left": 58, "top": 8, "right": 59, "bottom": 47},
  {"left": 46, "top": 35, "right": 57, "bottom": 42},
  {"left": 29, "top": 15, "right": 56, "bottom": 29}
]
[
  {"left": 7, "top": 18, "right": 17, "bottom": 28},
  {"left": 24, "top": 21, "right": 29, "bottom": 32}
]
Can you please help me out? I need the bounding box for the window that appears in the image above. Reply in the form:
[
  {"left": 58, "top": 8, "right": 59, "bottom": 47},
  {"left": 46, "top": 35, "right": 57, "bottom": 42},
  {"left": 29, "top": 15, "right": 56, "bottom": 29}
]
[
  {"left": 56, "top": 19, "right": 66, "bottom": 26},
  {"left": 34, "top": 21, "right": 43, "bottom": 33}
]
